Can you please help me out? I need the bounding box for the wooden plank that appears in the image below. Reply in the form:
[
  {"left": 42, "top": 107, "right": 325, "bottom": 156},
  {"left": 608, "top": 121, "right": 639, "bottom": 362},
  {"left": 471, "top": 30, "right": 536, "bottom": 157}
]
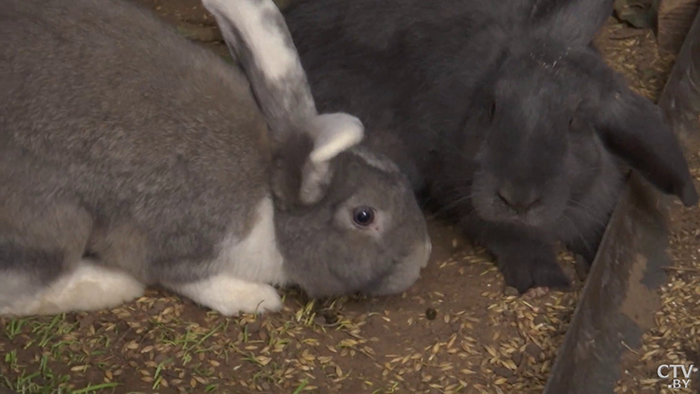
[
  {"left": 658, "top": 0, "right": 700, "bottom": 54},
  {"left": 543, "top": 7, "right": 700, "bottom": 394},
  {"left": 658, "top": 0, "right": 700, "bottom": 149}
]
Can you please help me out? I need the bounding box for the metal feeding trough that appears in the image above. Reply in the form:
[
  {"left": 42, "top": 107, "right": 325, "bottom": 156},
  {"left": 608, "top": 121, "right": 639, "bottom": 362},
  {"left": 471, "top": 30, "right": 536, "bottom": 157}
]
[{"left": 543, "top": 8, "right": 700, "bottom": 394}]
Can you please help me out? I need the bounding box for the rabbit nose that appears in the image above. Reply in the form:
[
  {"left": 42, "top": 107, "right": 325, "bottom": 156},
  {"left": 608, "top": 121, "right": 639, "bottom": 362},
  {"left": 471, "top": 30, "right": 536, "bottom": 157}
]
[{"left": 497, "top": 183, "right": 541, "bottom": 213}]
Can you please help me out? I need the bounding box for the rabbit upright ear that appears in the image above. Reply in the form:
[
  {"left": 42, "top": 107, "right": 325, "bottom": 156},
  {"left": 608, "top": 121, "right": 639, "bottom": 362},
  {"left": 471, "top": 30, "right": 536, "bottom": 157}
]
[
  {"left": 203, "top": 0, "right": 367, "bottom": 206},
  {"left": 594, "top": 84, "right": 699, "bottom": 207},
  {"left": 202, "top": 0, "right": 318, "bottom": 142},
  {"left": 298, "top": 113, "right": 364, "bottom": 205},
  {"left": 529, "top": 0, "right": 614, "bottom": 46}
]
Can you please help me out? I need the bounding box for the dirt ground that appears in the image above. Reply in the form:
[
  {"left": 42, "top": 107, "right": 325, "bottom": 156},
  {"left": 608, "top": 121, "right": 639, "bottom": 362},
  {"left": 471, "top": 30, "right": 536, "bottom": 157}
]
[{"left": 1, "top": 1, "right": 698, "bottom": 394}]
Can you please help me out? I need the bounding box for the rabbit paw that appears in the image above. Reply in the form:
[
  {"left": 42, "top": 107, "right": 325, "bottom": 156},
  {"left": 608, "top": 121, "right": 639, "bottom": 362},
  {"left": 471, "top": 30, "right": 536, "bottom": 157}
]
[
  {"left": 522, "top": 286, "right": 551, "bottom": 299},
  {"left": 499, "top": 255, "right": 570, "bottom": 295},
  {"left": 1, "top": 263, "right": 145, "bottom": 316},
  {"left": 170, "top": 275, "right": 283, "bottom": 316}
]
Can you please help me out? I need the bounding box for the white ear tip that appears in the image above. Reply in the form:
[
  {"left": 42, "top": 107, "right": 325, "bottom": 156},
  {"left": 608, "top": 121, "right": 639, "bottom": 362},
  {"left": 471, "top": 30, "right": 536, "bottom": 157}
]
[
  {"left": 315, "top": 113, "right": 364, "bottom": 132},
  {"left": 201, "top": 0, "right": 220, "bottom": 10},
  {"left": 328, "top": 113, "right": 365, "bottom": 139},
  {"left": 308, "top": 113, "right": 365, "bottom": 163},
  {"left": 335, "top": 113, "right": 364, "bottom": 129}
]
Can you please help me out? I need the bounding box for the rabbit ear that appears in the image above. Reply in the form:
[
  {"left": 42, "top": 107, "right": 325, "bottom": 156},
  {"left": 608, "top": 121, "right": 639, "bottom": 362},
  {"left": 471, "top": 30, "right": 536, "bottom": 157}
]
[
  {"left": 529, "top": 0, "right": 613, "bottom": 46},
  {"left": 202, "top": 0, "right": 318, "bottom": 142},
  {"left": 298, "top": 113, "right": 365, "bottom": 205},
  {"left": 203, "top": 0, "right": 366, "bottom": 206},
  {"left": 594, "top": 84, "right": 698, "bottom": 207}
]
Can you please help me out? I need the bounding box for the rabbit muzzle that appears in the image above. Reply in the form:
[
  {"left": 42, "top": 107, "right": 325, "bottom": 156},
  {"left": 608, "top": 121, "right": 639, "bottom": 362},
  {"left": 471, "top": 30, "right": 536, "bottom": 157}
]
[
  {"left": 471, "top": 167, "right": 570, "bottom": 229},
  {"left": 364, "top": 236, "right": 432, "bottom": 296}
]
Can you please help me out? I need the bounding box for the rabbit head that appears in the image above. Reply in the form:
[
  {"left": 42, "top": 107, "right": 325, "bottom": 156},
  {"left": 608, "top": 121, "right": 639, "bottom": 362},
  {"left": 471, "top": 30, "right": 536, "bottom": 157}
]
[
  {"left": 463, "top": 0, "right": 698, "bottom": 230},
  {"left": 203, "top": 0, "right": 431, "bottom": 299},
  {"left": 271, "top": 133, "right": 432, "bottom": 298}
]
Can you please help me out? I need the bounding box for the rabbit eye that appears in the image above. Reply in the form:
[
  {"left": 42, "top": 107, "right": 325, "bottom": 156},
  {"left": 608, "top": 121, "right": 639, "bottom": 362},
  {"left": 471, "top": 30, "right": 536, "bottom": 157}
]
[{"left": 353, "top": 206, "right": 375, "bottom": 227}]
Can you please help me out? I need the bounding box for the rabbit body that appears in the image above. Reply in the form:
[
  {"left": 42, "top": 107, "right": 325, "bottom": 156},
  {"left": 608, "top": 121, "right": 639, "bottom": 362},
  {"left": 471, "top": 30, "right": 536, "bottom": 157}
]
[
  {"left": 282, "top": 0, "right": 698, "bottom": 292},
  {"left": 0, "top": 0, "right": 431, "bottom": 316}
]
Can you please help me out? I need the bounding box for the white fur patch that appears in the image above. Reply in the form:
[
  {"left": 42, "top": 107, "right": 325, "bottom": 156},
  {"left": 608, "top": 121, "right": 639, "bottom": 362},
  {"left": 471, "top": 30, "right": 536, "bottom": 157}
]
[
  {"left": 164, "top": 197, "right": 287, "bottom": 316},
  {"left": 216, "top": 196, "right": 287, "bottom": 285},
  {"left": 169, "top": 274, "right": 282, "bottom": 316},
  {"left": 0, "top": 271, "right": 37, "bottom": 310},
  {"left": 0, "top": 263, "right": 145, "bottom": 316},
  {"left": 203, "top": 0, "right": 296, "bottom": 81},
  {"left": 421, "top": 238, "right": 432, "bottom": 269},
  {"left": 309, "top": 113, "right": 365, "bottom": 163}
]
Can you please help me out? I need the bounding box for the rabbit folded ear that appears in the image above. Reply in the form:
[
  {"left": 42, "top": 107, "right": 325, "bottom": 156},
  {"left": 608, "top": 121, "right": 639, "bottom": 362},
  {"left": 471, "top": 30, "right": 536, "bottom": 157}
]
[
  {"left": 529, "top": 0, "right": 613, "bottom": 46},
  {"left": 202, "top": 0, "right": 318, "bottom": 142},
  {"left": 594, "top": 84, "right": 699, "bottom": 207},
  {"left": 298, "top": 113, "right": 365, "bottom": 205}
]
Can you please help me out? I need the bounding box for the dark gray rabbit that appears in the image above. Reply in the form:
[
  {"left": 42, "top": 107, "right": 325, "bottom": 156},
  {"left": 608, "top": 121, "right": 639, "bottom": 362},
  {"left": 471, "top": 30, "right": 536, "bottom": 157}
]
[
  {"left": 282, "top": 0, "right": 698, "bottom": 294},
  {"left": 0, "top": 0, "right": 431, "bottom": 316}
]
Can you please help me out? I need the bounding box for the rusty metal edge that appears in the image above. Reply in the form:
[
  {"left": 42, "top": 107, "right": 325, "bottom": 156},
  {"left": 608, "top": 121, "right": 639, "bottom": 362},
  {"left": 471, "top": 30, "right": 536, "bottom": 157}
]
[{"left": 542, "top": 8, "right": 700, "bottom": 394}]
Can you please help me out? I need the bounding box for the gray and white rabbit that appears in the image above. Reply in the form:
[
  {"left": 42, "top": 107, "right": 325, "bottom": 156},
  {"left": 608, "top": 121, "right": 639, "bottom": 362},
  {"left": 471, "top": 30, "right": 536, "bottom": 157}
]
[
  {"left": 282, "top": 0, "right": 698, "bottom": 294},
  {"left": 0, "top": 0, "right": 431, "bottom": 317}
]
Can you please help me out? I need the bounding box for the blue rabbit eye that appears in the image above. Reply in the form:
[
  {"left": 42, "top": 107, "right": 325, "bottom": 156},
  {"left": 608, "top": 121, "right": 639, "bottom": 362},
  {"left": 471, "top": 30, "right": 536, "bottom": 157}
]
[{"left": 353, "top": 207, "right": 375, "bottom": 227}]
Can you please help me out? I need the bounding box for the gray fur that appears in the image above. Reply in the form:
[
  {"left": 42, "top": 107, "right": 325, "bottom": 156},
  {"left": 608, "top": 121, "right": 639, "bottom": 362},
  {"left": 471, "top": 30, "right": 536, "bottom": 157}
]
[
  {"left": 0, "top": 0, "right": 430, "bottom": 315},
  {"left": 282, "top": 0, "right": 697, "bottom": 293}
]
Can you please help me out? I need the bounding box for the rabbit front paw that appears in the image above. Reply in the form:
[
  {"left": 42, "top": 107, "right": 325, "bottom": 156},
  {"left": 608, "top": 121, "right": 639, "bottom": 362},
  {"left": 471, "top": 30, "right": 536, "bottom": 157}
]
[
  {"left": 499, "top": 253, "right": 570, "bottom": 296},
  {"left": 169, "top": 275, "right": 283, "bottom": 316}
]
